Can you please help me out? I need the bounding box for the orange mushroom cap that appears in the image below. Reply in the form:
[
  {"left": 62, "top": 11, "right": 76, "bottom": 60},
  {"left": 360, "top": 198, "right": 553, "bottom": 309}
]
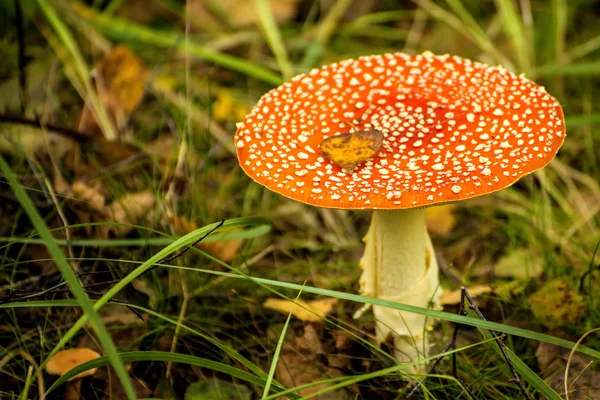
[{"left": 235, "top": 52, "right": 565, "bottom": 209}]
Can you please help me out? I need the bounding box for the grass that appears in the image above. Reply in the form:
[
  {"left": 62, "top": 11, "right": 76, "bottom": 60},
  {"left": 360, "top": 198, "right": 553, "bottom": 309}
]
[{"left": 0, "top": 0, "right": 599, "bottom": 399}]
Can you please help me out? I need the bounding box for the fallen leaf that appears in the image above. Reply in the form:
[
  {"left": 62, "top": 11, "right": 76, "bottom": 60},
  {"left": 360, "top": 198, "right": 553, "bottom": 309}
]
[
  {"left": 425, "top": 204, "right": 457, "bottom": 235},
  {"left": 529, "top": 280, "right": 585, "bottom": 329},
  {"left": 80, "top": 45, "right": 147, "bottom": 134},
  {"left": 263, "top": 297, "right": 338, "bottom": 322},
  {"left": 320, "top": 130, "right": 384, "bottom": 173},
  {"left": 439, "top": 284, "right": 493, "bottom": 306},
  {"left": 495, "top": 248, "right": 543, "bottom": 279},
  {"left": 169, "top": 215, "right": 242, "bottom": 262},
  {"left": 66, "top": 179, "right": 112, "bottom": 238},
  {"left": 276, "top": 324, "right": 352, "bottom": 399},
  {"left": 96, "top": 46, "right": 147, "bottom": 114},
  {"left": 72, "top": 180, "right": 106, "bottom": 212},
  {"left": 536, "top": 341, "right": 600, "bottom": 399},
  {"left": 109, "top": 191, "right": 156, "bottom": 236}
]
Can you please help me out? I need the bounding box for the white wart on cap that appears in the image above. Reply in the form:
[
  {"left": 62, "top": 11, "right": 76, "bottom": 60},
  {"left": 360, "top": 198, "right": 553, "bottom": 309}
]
[{"left": 235, "top": 51, "right": 565, "bottom": 209}]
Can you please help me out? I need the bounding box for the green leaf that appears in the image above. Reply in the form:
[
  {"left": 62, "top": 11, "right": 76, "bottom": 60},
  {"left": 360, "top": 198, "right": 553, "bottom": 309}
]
[{"left": 185, "top": 379, "right": 251, "bottom": 400}]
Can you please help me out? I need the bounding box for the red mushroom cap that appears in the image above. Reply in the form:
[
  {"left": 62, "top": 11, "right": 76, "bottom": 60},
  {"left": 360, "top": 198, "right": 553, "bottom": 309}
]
[{"left": 235, "top": 52, "right": 565, "bottom": 209}]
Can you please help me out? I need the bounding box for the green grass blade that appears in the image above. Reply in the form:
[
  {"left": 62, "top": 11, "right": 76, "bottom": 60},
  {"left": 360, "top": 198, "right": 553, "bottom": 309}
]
[
  {"left": 301, "top": 0, "right": 353, "bottom": 69},
  {"left": 8, "top": 272, "right": 600, "bottom": 360},
  {"left": 267, "top": 337, "right": 496, "bottom": 399},
  {"left": 261, "top": 289, "right": 304, "bottom": 398},
  {"left": 566, "top": 114, "right": 600, "bottom": 127},
  {"left": 420, "top": 0, "right": 513, "bottom": 69},
  {"left": 505, "top": 347, "right": 561, "bottom": 400},
  {"left": 0, "top": 155, "right": 137, "bottom": 400},
  {"left": 493, "top": 0, "right": 530, "bottom": 73},
  {"left": 0, "top": 224, "right": 270, "bottom": 247},
  {"left": 37, "top": 0, "right": 118, "bottom": 141},
  {"left": 566, "top": 34, "right": 600, "bottom": 61},
  {"left": 534, "top": 62, "right": 600, "bottom": 77},
  {"left": 46, "top": 351, "right": 264, "bottom": 395},
  {"left": 0, "top": 299, "right": 299, "bottom": 399},
  {"left": 474, "top": 314, "right": 561, "bottom": 399},
  {"left": 42, "top": 217, "right": 272, "bottom": 377},
  {"left": 71, "top": 3, "right": 282, "bottom": 86},
  {"left": 255, "top": 0, "right": 292, "bottom": 80},
  {"left": 551, "top": 0, "right": 567, "bottom": 63}
]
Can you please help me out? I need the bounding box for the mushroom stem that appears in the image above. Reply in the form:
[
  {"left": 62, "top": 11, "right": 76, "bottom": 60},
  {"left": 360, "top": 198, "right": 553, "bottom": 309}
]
[{"left": 356, "top": 209, "right": 440, "bottom": 365}]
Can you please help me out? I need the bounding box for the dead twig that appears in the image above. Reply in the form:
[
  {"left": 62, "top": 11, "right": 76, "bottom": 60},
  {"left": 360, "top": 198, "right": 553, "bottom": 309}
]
[{"left": 0, "top": 113, "right": 93, "bottom": 141}]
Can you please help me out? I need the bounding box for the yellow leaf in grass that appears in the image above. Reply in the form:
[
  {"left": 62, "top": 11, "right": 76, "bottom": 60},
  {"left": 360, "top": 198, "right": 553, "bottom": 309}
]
[{"left": 263, "top": 297, "right": 338, "bottom": 322}]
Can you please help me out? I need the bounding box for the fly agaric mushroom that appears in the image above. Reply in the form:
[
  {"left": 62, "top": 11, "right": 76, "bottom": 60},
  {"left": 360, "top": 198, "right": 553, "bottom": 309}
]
[
  {"left": 46, "top": 348, "right": 101, "bottom": 399},
  {"left": 235, "top": 52, "right": 565, "bottom": 364}
]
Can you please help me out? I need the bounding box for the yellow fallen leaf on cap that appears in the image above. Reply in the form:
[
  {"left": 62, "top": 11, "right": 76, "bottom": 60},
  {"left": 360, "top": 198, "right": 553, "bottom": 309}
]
[
  {"left": 263, "top": 297, "right": 338, "bottom": 322},
  {"left": 439, "top": 284, "right": 493, "bottom": 306},
  {"left": 320, "top": 130, "right": 384, "bottom": 173}
]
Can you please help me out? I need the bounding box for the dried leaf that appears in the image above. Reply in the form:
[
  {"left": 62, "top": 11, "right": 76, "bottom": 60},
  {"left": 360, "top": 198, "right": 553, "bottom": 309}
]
[
  {"left": 263, "top": 297, "right": 338, "bottom": 322},
  {"left": 169, "top": 215, "right": 242, "bottom": 262},
  {"left": 81, "top": 45, "right": 147, "bottom": 133},
  {"left": 276, "top": 325, "right": 352, "bottom": 399},
  {"left": 96, "top": 45, "right": 147, "bottom": 114},
  {"left": 439, "top": 284, "right": 493, "bottom": 306},
  {"left": 109, "top": 191, "right": 156, "bottom": 236},
  {"left": 319, "top": 130, "right": 384, "bottom": 173},
  {"left": 425, "top": 204, "right": 457, "bottom": 235},
  {"left": 72, "top": 180, "right": 106, "bottom": 212},
  {"left": 529, "top": 280, "right": 585, "bottom": 329}
]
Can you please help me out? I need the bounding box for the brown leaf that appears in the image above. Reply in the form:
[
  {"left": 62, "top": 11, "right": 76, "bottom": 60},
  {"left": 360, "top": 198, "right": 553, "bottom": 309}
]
[
  {"left": 72, "top": 180, "right": 107, "bottom": 212},
  {"left": 319, "top": 130, "right": 384, "bottom": 173},
  {"left": 276, "top": 325, "right": 352, "bottom": 399},
  {"left": 263, "top": 298, "right": 338, "bottom": 322},
  {"left": 96, "top": 46, "right": 147, "bottom": 114},
  {"left": 80, "top": 45, "right": 147, "bottom": 134},
  {"left": 109, "top": 191, "right": 156, "bottom": 236},
  {"left": 169, "top": 215, "right": 242, "bottom": 262}
]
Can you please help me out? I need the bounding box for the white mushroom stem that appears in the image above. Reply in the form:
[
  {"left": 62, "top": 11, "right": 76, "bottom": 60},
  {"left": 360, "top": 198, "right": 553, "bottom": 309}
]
[{"left": 354, "top": 209, "right": 440, "bottom": 365}]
